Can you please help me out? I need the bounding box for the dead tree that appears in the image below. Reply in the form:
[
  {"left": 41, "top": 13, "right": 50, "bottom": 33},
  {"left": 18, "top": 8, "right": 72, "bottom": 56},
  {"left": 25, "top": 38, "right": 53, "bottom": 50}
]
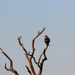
[
  {"left": 18, "top": 27, "right": 49, "bottom": 75},
  {"left": 0, "top": 48, "right": 19, "bottom": 75},
  {"left": 0, "top": 27, "right": 50, "bottom": 75}
]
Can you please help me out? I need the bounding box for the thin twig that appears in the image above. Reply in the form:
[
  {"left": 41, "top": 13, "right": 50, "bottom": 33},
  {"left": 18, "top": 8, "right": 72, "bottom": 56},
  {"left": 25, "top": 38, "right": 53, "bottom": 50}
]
[{"left": 25, "top": 65, "right": 31, "bottom": 75}]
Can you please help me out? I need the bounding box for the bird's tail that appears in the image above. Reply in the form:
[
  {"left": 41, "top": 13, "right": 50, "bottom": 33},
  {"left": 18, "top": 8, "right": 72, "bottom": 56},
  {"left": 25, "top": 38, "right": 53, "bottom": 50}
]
[
  {"left": 47, "top": 44, "right": 51, "bottom": 47},
  {"left": 48, "top": 44, "right": 51, "bottom": 47}
]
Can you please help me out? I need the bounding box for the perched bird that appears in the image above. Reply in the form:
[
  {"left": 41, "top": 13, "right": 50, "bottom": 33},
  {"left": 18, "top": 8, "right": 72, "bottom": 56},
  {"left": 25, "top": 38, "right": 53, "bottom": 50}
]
[{"left": 44, "top": 35, "right": 50, "bottom": 46}]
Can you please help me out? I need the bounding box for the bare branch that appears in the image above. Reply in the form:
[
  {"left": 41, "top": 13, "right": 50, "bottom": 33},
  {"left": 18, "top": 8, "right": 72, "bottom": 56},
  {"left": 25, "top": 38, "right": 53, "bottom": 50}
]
[
  {"left": 28, "top": 53, "right": 40, "bottom": 68},
  {"left": 1, "top": 27, "right": 49, "bottom": 75},
  {"left": 0, "top": 48, "right": 19, "bottom": 75},
  {"left": 18, "top": 36, "right": 36, "bottom": 75},
  {"left": 18, "top": 27, "right": 49, "bottom": 75},
  {"left": 34, "top": 27, "right": 46, "bottom": 39},
  {"left": 38, "top": 45, "right": 48, "bottom": 64},
  {"left": 30, "top": 27, "right": 46, "bottom": 60},
  {"left": 25, "top": 65, "right": 31, "bottom": 75},
  {"left": 18, "top": 36, "right": 27, "bottom": 53},
  {"left": 38, "top": 45, "right": 48, "bottom": 75},
  {"left": 4, "top": 63, "right": 10, "bottom": 71}
]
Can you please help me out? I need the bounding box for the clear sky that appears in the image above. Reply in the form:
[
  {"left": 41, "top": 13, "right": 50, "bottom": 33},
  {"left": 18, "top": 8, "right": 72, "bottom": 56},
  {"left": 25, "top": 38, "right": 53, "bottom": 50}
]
[{"left": 0, "top": 0, "right": 75, "bottom": 75}]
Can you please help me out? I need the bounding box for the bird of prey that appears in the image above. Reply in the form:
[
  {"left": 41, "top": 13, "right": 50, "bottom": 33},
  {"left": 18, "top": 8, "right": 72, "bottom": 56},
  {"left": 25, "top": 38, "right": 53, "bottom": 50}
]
[{"left": 44, "top": 35, "right": 50, "bottom": 46}]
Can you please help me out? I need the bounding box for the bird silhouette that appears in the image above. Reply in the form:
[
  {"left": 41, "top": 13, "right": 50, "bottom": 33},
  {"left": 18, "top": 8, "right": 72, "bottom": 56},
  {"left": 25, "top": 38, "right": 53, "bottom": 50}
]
[{"left": 44, "top": 35, "right": 50, "bottom": 46}]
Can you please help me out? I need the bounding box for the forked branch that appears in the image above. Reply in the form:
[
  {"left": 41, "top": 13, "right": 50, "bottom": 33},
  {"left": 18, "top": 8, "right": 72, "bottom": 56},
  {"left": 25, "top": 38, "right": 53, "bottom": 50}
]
[
  {"left": 30, "top": 27, "right": 46, "bottom": 60},
  {"left": 0, "top": 48, "right": 19, "bottom": 75},
  {"left": 38, "top": 46, "right": 48, "bottom": 75},
  {"left": 18, "top": 36, "right": 36, "bottom": 75},
  {"left": 18, "top": 27, "right": 49, "bottom": 75},
  {"left": 18, "top": 27, "right": 45, "bottom": 75},
  {"left": 1, "top": 27, "right": 49, "bottom": 75}
]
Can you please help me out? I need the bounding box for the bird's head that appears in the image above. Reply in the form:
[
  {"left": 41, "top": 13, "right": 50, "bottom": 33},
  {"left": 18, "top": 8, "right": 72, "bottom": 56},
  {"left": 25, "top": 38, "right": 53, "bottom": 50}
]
[{"left": 44, "top": 35, "right": 48, "bottom": 38}]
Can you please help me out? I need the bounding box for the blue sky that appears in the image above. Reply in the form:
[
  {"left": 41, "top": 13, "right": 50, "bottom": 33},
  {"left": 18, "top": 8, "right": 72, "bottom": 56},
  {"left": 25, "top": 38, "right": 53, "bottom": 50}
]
[{"left": 0, "top": 0, "right": 75, "bottom": 75}]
